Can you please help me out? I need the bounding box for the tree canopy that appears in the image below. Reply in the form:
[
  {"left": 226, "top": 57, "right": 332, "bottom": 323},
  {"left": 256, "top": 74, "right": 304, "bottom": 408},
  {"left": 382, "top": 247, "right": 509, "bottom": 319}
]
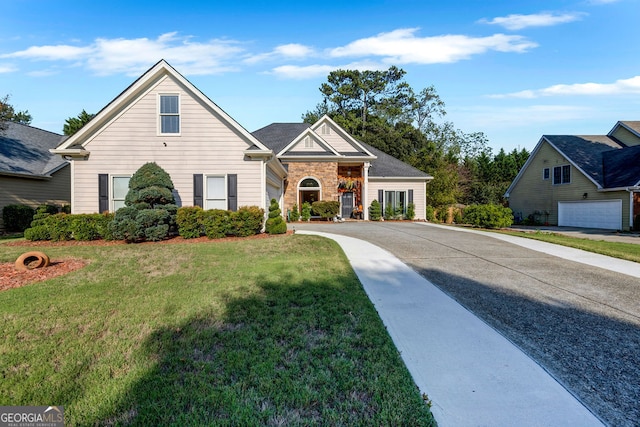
[
  {"left": 63, "top": 109, "right": 95, "bottom": 135},
  {"left": 0, "top": 95, "right": 32, "bottom": 131},
  {"left": 304, "top": 67, "right": 529, "bottom": 208}
]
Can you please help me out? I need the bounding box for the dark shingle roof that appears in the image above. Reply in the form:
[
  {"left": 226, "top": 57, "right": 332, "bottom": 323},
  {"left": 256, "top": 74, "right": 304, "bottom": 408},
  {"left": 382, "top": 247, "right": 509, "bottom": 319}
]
[
  {"left": 252, "top": 123, "right": 311, "bottom": 154},
  {"left": 544, "top": 134, "right": 640, "bottom": 188},
  {"left": 360, "top": 142, "right": 431, "bottom": 178},
  {"left": 544, "top": 135, "right": 622, "bottom": 186},
  {"left": 0, "top": 122, "right": 68, "bottom": 178},
  {"left": 603, "top": 144, "right": 640, "bottom": 187},
  {"left": 252, "top": 122, "right": 431, "bottom": 179}
]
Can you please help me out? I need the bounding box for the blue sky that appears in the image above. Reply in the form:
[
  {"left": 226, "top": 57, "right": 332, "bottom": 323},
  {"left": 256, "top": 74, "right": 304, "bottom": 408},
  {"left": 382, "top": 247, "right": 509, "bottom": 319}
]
[{"left": 1, "top": 0, "right": 639, "bottom": 152}]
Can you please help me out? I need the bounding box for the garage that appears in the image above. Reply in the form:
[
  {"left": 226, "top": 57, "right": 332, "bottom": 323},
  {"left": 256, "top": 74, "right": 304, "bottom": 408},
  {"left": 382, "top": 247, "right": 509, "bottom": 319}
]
[{"left": 558, "top": 200, "right": 622, "bottom": 230}]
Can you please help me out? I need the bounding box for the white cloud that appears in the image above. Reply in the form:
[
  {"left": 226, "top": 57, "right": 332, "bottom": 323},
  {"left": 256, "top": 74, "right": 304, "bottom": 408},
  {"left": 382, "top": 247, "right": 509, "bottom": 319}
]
[
  {"left": 479, "top": 12, "right": 586, "bottom": 30},
  {"left": 269, "top": 61, "right": 386, "bottom": 80},
  {"left": 329, "top": 28, "right": 537, "bottom": 64},
  {"left": 492, "top": 75, "right": 640, "bottom": 98},
  {"left": 1, "top": 32, "right": 245, "bottom": 76},
  {"left": 244, "top": 43, "right": 314, "bottom": 64},
  {"left": 0, "top": 63, "right": 18, "bottom": 73}
]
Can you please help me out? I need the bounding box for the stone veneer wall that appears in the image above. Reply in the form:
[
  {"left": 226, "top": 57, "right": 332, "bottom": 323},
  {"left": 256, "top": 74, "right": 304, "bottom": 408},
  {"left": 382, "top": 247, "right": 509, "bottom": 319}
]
[{"left": 283, "top": 161, "right": 339, "bottom": 213}]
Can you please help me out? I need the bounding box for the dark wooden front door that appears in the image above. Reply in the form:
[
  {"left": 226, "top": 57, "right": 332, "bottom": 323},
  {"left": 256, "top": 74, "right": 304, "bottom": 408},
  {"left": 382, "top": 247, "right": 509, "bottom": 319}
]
[{"left": 341, "top": 192, "right": 353, "bottom": 218}]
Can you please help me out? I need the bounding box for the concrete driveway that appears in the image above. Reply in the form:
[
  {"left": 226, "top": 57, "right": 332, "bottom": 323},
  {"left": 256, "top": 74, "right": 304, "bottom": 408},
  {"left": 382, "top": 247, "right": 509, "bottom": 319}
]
[{"left": 293, "top": 221, "right": 640, "bottom": 427}]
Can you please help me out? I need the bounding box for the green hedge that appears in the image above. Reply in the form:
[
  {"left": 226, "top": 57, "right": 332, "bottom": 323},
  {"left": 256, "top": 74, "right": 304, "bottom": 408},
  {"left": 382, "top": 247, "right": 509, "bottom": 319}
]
[
  {"left": 464, "top": 204, "right": 513, "bottom": 229},
  {"left": 2, "top": 204, "right": 35, "bottom": 232},
  {"left": 176, "top": 206, "right": 265, "bottom": 239},
  {"left": 312, "top": 200, "right": 340, "bottom": 221},
  {"left": 23, "top": 206, "right": 265, "bottom": 242},
  {"left": 24, "top": 213, "right": 115, "bottom": 241}
]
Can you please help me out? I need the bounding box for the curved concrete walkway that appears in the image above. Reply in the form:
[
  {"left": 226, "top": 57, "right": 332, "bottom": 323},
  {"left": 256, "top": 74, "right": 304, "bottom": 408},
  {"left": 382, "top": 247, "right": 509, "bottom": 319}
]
[{"left": 298, "top": 229, "right": 605, "bottom": 427}]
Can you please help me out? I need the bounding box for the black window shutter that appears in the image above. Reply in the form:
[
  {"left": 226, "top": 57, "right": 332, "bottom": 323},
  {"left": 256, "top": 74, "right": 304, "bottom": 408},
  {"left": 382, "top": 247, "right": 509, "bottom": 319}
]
[
  {"left": 228, "top": 174, "right": 238, "bottom": 211},
  {"left": 408, "top": 189, "right": 414, "bottom": 204},
  {"left": 378, "top": 189, "right": 384, "bottom": 212},
  {"left": 193, "top": 174, "right": 203, "bottom": 207},
  {"left": 98, "top": 174, "right": 109, "bottom": 213}
]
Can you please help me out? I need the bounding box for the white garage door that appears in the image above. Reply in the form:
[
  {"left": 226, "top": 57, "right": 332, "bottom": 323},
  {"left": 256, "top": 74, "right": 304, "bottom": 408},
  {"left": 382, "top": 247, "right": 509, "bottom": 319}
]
[{"left": 558, "top": 200, "right": 622, "bottom": 230}]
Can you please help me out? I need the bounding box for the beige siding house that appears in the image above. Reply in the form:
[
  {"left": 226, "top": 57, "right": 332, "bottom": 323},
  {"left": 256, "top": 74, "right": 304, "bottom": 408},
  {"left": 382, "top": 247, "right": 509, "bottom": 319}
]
[
  {"left": 0, "top": 122, "right": 69, "bottom": 231},
  {"left": 52, "top": 60, "right": 286, "bottom": 215},
  {"left": 505, "top": 121, "right": 640, "bottom": 231},
  {"left": 253, "top": 116, "right": 431, "bottom": 220},
  {"left": 51, "top": 60, "right": 431, "bottom": 221}
]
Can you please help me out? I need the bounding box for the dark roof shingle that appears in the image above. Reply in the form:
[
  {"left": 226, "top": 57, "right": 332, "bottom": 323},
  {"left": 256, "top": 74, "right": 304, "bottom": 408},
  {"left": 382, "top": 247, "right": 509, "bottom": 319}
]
[
  {"left": 252, "top": 122, "right": 431, "bottom": 179},
  {"left": 0, "top": 122, "right": 67, "bottom": 178}
]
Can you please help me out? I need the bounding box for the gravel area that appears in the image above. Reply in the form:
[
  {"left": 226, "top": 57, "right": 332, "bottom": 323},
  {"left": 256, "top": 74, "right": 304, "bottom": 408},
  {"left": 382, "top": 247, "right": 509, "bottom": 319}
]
[{"left": 293, "top": 221, "right": 640, "bottom": 427}]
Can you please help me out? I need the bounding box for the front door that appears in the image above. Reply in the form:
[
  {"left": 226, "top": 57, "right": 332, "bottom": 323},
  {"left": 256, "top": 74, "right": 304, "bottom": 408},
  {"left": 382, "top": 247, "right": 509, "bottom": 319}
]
[{"left": 341, "top": 192, "right": 354, "bottom": 218}]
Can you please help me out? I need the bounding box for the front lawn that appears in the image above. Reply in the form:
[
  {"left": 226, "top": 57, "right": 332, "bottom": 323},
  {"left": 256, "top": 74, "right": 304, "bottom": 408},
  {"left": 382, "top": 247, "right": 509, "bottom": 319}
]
[
  {"left": 496, "top": 229, "right": 640, "bottom": 263},
  {"left": 0, "top": 235, "right": 434, "bottom": 426}
]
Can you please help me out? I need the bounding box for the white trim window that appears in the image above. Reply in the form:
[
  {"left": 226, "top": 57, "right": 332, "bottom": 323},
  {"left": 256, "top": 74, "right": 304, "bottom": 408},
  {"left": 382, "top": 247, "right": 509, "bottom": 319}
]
[
  {"left": 159, "top": 94, "right": 180, "bottom": 134},
  {"left": 205, "top": 175, "right": 226, "bottom": 209},
  {"left": 384, "top": 190, "right": 406, "bottom": 216},
  {"left": 112, "top": 176, "right": 131, "bottom": 211},
  {"left": 553, "top": 165, "right": 570, "bottom": 185},
  {"left": 304, "top": 136, "right": 314, "bottom": 148}
]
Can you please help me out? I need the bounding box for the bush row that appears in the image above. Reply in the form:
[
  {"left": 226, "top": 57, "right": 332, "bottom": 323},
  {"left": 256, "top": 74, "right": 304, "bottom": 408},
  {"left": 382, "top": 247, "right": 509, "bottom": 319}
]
[
  {"left": 2, "top": 204, "right": 68, "bottom": 232},
  {"left": 25, "top": 212, "right": 115, "bottom": 241},
  {"left": 24, "top": 206, "right": 266, "bottom": 242},
  {"left": 175, "top": 206, "right": 265, "bottom": 239}
]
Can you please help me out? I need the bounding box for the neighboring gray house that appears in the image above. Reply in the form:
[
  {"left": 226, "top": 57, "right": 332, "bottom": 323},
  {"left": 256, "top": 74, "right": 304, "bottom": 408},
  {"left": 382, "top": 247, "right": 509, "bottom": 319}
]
[
  {"left": 0, "top": 121, "right": 70, "bottom": 231},
  {"left": 505, "top": 121, "right": 640, "bottom": 230}
]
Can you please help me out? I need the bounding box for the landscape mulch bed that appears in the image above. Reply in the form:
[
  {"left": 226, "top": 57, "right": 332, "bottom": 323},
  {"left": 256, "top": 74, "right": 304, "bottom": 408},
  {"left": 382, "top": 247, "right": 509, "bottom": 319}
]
[{"left": 1, "top": 232, "right": 292, "bottom": 292}]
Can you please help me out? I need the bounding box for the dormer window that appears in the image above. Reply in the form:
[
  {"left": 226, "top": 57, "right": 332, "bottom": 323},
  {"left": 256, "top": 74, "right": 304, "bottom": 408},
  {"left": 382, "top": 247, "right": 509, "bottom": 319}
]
[
  {"left": 321, "top": 124, "right": 329, "bottom": 135},
  {"left": 304, "top": 136, "right": 313, "bottom": 148},
  {"left": 159, "top": 94, "right": 180, "bottom": 134}
]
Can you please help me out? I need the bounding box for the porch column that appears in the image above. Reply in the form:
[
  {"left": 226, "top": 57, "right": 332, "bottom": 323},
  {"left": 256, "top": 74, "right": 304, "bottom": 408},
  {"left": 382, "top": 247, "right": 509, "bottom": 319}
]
[{"left": 363, "top": 162, "right": 370, "bottom": 220}]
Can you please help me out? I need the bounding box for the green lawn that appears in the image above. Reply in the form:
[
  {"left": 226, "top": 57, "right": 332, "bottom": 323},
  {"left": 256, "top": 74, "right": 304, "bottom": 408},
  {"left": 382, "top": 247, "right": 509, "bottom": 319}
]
[
  {"left": 493, "top": 229, "right": 640, "bottom": 263},
  {"left": 0, "top": 235, "right": 435, "bottom": 426}
]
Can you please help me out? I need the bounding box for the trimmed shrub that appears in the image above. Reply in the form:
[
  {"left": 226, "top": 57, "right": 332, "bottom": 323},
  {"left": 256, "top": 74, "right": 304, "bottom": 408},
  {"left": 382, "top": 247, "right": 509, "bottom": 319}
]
[
  {"left": 301, "top": 202, "right": 312, "bottom": 222},
  {"left": 406, "top": 203, "right": 415, "bottom": 220},
  {"left": 464, "top": 204, "right": 514, "bottom": 229},
  {"left": 231, "top": 206, "right": 264, "bottom": 237},
  {"left": 289, "top": 204, "right": 300, "bottom": 222},
  {"left": 176, "top": 206, "right": 205, "bottom": 239},
  {"left": 266, "top": 199, "right": 287, "bottom": 234},
  {"left": 24, "top": 225, "right": 50, "bottom": 241},
  {"left": 24, "top": 212, "right": 114, "bottom": 241},
  {"left": 2, "top": 204, "right": 35, "bottom": 232},
  {"left": 384, "top": 203, "right": 395, "bottom": 220},
  {"left": 312, "top": 200, "right": 340, "bottom": 221},
  {"left": 369, "top": 200, "right": 382, "bottom": 221},
  {"left": 111, "top": 162, "right": 177, "bottom": 242},
  {"left": 202, "top": 209, "right": 231, "bottom": 239}
]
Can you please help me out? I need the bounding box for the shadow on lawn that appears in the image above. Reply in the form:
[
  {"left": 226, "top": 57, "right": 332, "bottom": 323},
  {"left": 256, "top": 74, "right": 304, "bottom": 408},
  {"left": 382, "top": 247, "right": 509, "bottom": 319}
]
[
  {"left": 413, "top": 266, "right": 640, "bottom": 427},
  {"left": 97, "top": 272, "right": 435, "bottom": 426}
]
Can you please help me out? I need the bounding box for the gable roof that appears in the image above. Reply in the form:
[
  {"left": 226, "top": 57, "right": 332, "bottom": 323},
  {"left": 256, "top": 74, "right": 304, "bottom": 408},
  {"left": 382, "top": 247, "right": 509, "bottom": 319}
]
[
  {"left": 544, "top": 135, "right": 623, "bottom": 187},
  {"left": 0, "top": 121, "right": 68, "bottom": 179},
  {"left": 506, "top": 124, "right": 640, "bottom": 197},
  {"left": 52, "top": 59, "right": 272, "bottom": 157},
  {"left": 252, "top": 121, "right": 431, "bottom": 180}
]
